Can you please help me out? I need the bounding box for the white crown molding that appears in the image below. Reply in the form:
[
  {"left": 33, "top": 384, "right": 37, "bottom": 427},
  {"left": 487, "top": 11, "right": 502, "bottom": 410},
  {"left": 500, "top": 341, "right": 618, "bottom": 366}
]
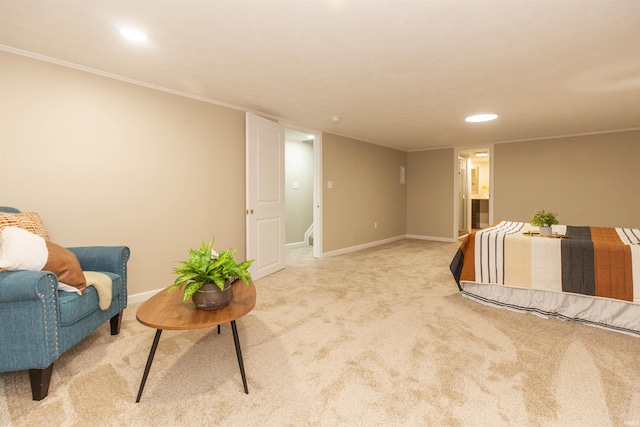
[{"left": 0, "top": 45, "right": 283, "bottom": 123}]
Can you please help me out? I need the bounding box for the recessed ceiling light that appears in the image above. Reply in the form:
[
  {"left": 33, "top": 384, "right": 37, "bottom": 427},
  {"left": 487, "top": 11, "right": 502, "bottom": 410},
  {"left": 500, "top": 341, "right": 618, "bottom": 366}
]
[
  {"left": 465, "top": 113, "right": 498, "bottom": 123},
  {"left": 120, "top": 28, "right": 148, "bottom": 42},
  {"left": 330, "top": 116, "right": 341, "bottom": 123}
]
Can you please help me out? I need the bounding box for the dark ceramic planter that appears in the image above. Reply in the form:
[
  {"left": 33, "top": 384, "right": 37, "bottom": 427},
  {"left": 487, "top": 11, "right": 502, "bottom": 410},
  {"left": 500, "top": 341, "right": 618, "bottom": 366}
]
[{"left": 192, "top": 281, "right": 233, "bottom": 310}]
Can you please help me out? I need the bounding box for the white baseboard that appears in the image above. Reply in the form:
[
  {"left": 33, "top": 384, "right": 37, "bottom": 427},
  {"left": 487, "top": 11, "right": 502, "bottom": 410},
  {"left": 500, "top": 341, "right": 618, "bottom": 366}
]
[
  {"left": 405, "top": 234, "right": 457, "bottom": 243},
  {"left": 322, "top": 235, "right": 406, "bottom": 258},
  {"left": 128, "top": 288, "right": 165, "bottom": 304}
]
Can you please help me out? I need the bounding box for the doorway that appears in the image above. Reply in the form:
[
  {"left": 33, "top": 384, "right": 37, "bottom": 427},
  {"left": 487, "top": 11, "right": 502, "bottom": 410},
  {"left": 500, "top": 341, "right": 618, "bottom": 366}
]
[
  {"left": 284, "top": 129, "right": 316, "bottom": 262},
  {"left": 246, "top": 113, "right": 322, "bottom": 280},
  {"left": 282, "top": 123, "right": 322, "bottom": 261},
  {"left": 456, "top": 147, "right": 491, "bottom": 237}
]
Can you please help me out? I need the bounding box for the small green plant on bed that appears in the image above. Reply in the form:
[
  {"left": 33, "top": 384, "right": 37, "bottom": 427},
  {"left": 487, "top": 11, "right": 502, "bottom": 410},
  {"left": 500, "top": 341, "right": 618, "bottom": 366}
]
[
  {"left": 167, "top": 238, "right": 253, "bottom": 303},
  {"left": 530, "top": 209, "right": 559, "bottom": 227}
]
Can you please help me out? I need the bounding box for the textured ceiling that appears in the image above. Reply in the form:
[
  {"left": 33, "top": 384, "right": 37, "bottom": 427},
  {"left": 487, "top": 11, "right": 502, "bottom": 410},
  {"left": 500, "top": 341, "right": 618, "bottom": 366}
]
[{"left": 1, "top": 0, "right": 639, "bottom": 151}]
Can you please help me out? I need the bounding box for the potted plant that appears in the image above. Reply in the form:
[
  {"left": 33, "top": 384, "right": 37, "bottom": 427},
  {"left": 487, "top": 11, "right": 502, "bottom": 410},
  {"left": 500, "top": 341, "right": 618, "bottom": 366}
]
[
  {"left": 167, "top": 238, "right": 253, "bottom": 310},
  {"left": 530, "top": 209, "right": 559, "bottom": 237}
]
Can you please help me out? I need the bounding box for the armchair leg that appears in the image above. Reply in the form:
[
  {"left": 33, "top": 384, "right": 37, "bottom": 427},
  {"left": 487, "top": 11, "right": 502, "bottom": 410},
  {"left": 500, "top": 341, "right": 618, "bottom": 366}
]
[
  {"left": 29, "top": 364, "right": 54, "bottom": 401},
  {"left": 110, "top": 311, "right": 123, "bottom": 335}
]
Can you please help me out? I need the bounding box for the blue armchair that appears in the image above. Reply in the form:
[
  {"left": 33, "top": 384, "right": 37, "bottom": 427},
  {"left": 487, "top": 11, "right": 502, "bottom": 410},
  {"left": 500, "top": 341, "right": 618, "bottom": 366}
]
[{"left": 0, "top": 207, "right": 130, "bottom": 400}]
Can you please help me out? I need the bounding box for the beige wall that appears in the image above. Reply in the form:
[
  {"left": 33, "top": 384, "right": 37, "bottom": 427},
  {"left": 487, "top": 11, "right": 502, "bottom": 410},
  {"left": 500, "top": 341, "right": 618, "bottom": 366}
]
[
  {"left": 285, "top": 139, "right": 314, "bottom": 244},
  {"left": 494, "top": 130, "right": 640, "bottom": 228},
  {"left": 322, "top": 133, "right": 407, "bottom": 252},
  {"left": 406, "top": 148, "right": 455, "bottom": 239},
  {"left": 0, "top": 52, "right": 247, "bottom": 295},
  {"left": 3, "top": 52, "right": 637, "bottom": 297}
]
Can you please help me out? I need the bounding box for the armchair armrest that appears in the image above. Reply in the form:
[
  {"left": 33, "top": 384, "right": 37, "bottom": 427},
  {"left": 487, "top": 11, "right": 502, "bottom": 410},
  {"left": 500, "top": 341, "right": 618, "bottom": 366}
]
[
  {"left": 67, "top": 246, "right": 130, "bottom": 276},
  {"left": 0, "top": 271, "right": 61, "bottom": 371},
  {"left": 0, "top": 270, "right": 58, "bottom": 303},
  {"left": 68, "top": 245, "right": 130, "bottom": 314}
]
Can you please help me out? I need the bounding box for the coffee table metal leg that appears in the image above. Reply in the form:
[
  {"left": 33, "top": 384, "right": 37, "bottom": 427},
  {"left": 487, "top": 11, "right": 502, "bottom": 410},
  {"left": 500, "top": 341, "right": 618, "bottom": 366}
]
[
  {"left": 136, "top": 329, "right": 163, "bottom": 403},
  {"left": 230, "top": 320, "right": 248, "bottom": 394}
]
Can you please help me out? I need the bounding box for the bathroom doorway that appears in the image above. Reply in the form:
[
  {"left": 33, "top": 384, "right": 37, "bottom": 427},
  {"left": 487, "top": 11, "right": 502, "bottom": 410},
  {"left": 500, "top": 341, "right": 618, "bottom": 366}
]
[{"left": 456, "top": 147, "right": 491, "bottom": 237}]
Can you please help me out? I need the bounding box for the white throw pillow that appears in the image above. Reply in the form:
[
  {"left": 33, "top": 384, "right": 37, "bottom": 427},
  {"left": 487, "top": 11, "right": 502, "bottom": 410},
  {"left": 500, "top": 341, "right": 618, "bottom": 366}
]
[{"left": 0, "top": 226, "right": 48, "bottom": 270}]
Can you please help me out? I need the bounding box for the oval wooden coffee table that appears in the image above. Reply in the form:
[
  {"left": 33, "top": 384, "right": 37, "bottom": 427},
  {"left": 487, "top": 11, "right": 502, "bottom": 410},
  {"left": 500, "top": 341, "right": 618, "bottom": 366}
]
[{"left": 135, "top": 280, "right": 256, "bottom": 402}]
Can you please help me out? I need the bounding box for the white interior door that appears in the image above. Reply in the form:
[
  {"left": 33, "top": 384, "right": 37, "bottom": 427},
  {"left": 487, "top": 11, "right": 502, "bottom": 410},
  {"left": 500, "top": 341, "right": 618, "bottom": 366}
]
[{"left": 246, "top": 113, "right": 286, "bottom": 280}]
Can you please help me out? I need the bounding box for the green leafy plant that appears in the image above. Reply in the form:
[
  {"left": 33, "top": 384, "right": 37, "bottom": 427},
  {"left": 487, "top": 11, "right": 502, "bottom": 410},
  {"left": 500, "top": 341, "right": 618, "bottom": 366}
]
[
  {"left": 167, "top": 238, "right": 253, "bottom": 303},
  {"left": 530, "top": 209, "right": 559, "bottom": 227}
]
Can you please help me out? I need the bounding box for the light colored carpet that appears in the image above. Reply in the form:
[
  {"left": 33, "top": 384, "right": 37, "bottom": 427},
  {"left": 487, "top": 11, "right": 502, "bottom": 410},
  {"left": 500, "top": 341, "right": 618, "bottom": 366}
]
[{"left": 1, "top": 239, "right": 639, "bottom": 426}]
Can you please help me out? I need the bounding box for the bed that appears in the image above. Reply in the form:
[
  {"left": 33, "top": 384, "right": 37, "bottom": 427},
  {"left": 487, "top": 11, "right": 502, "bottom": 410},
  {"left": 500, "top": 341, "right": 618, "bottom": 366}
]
[{"left": 450, "top": 221, "right": 640, "bottom": 336}]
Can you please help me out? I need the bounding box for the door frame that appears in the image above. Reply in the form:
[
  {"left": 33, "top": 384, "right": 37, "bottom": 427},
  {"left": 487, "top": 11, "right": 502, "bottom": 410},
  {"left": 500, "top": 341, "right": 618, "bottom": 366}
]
[
  {"left": 453, "top": 145, "right": 494, "bottom": 239},
  {"left": 279, "top": 121, "right": 323, "bottom": 259},
  {"left": 457, "top": 156, "right": 471, "bottom": 236}
]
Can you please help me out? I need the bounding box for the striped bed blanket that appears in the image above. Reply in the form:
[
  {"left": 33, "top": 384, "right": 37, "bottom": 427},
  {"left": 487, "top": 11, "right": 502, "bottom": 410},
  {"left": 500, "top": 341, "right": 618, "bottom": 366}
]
[{"left": 450, "top": 221, "right": 640, "bottom": 314}]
